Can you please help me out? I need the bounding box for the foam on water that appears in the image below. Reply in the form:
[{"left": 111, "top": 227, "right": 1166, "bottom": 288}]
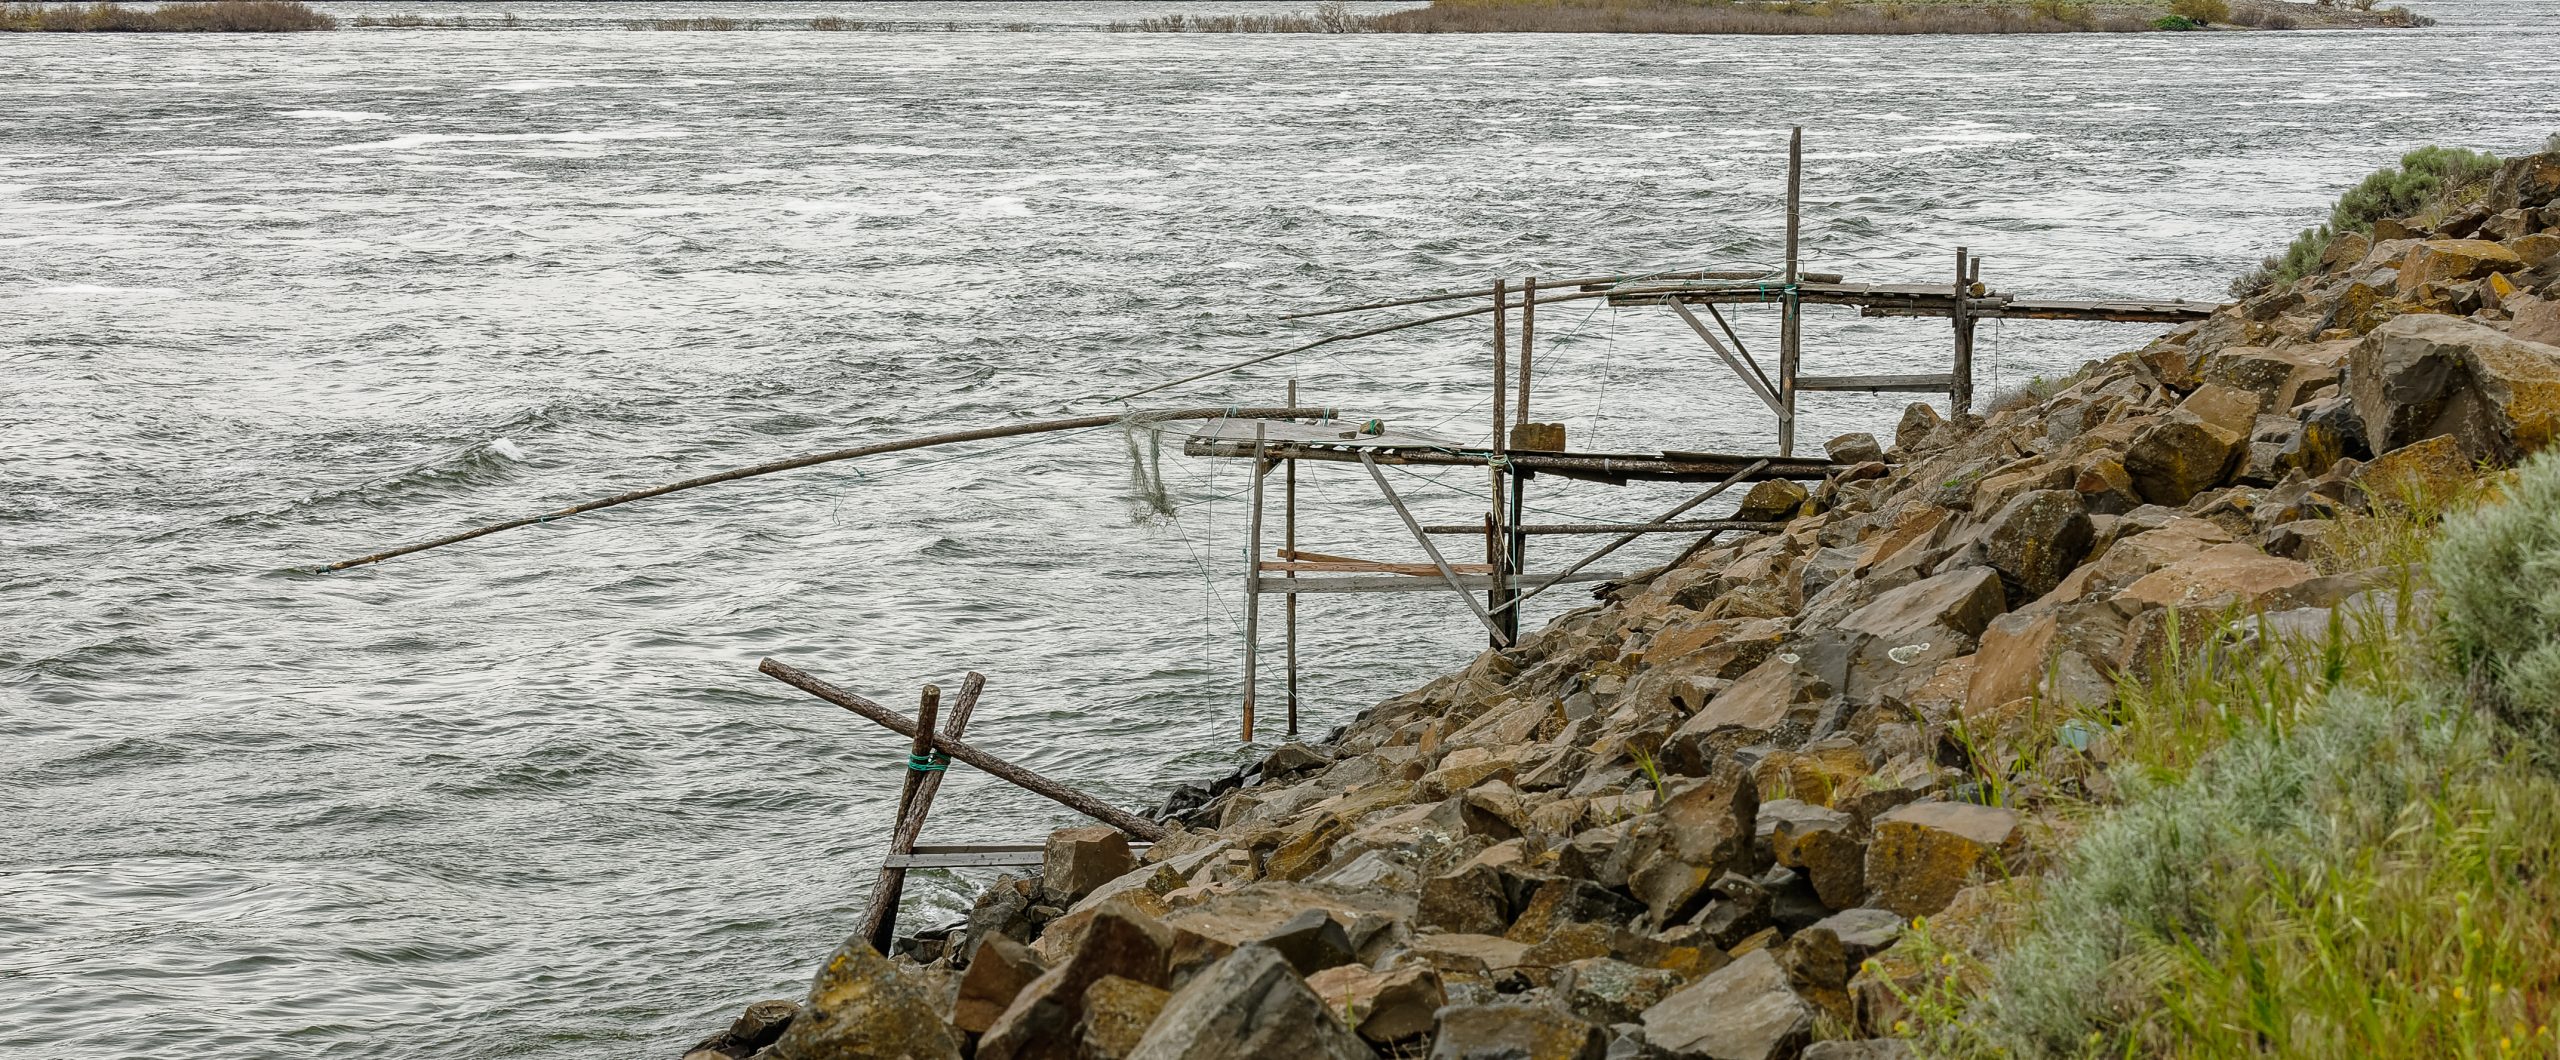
[{"left": 3, "top": 3, "right": 2557, "bottom": 1058}]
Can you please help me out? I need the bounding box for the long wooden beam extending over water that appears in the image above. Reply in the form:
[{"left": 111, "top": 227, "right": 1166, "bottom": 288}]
[
  {"left": 1183, "top": 435, "right": 1841, "bottom": 485},
  {"left": 320, "top": 405, "right": 1337, "bottom": 572},
  {"left": 1605, "top": 280, "right": 2220, "bottom": 323}
]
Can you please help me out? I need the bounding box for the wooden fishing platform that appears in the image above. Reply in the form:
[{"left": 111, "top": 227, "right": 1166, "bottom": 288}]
[
  {"left": 1181, "top": 417, "right": 1842, "bottom": 485},
  {"left": 1605, "top": 279, "right": 2219, "bottom": 324},
  {"left": 1177, "top": 127, "right": 2227, "bottom": 745}
]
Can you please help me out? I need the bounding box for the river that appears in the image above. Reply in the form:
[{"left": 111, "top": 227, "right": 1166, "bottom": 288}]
[{"left": 3, "top": 2, "right": 2555, "bottom": 1055}]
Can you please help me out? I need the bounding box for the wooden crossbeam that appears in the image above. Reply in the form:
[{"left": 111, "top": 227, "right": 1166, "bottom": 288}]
[
  {"left": 883, "top": 842, "right": 1156, "bottom": 870},
  {"left": 1261, "top": 560, "right": 1496, "bottom": 576},
  {"left": 1252, "top": 571, "right": 1629, "bottom": 595},
  {"left": 1794, "top": 373, "right": 1956, "bottom": 393},
  {"left": 1420, "top": 519, "right": 1786, "bottom": 536}
]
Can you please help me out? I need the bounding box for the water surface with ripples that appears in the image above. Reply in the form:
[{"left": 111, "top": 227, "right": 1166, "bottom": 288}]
[{"left": 5, "top": 3, "right": 2556, "bottom": 1055}]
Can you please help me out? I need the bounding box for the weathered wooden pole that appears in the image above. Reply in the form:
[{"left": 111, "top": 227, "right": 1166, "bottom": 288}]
[
  {"left": 888, "top": 685, "right": 941, "bottom": 846},
  {"left": 1779, "top": 126, "right": 1803, "bottom": 457},
  {"left": 1283, "top": 380, "right": 1300, "bottom": 738},
  {"left": 760, "top": 658, "right": 1168, "bottom": 841},
  {"left": 1504, "top": 276, "right": 1536, "bottom": 642},
  {"left": 1952, "top": 246, "right": 1975, "bottom": 417},
  {"left": 860, "top": 676, "right": 982, "bottom": 955},
  {"left": 325, "top": 406, "right": 1337, "bottom": 571},
  {"left": 1487, "top": 278, "right": 1511, "bottom": 647},
  {"left": 1242, "top": 422, "right": 1267, "bottom": 743}
]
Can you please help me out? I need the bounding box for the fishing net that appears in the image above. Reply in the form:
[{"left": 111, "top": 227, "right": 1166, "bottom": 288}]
[{"left": 1120, "top": 418, "right": 1177, "bottom": 521}]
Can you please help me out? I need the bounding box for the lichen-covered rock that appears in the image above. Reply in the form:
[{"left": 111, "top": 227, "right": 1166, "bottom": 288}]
[
  {"left": 1428, "top": 1004, "right": 1608, "bottom": 1060},
  {"left": 2123, "top": 412, "right": 2242, "bottom": 505},
  {"left": 1080, "top": 975, "right": 1172, "bottom": 1060},
  {"left": 954, "top": 935, "right": 1045, "bottom": 1034},
  {"left": 1627, "top": 771, "right": 1762, "bottom": 926},
  {"left": 1975, "top": 488, "right": 2095, "bottom": 603},
  {"left": 1126, "top": 944, "right": 1370, "bottom": 1060},
  {"left": 1862, "top": 801, "right": 2024, "bottom": 919},
  {"left": 981, "top": 902, "right": 1172, "bottom": 1060},
  {"left": 1735, "top": 478, "right": 1810, "bottom": 522},
  {"left": 1305, "top": 962, "right": 1444, "bottom": 1044},
  {"left": 1044, "top": 826, "right": 1138, "bottom": 905},
  {"left": 1639, "top": 948, "right": 1814, "bottom": 1060},
  {"left": 1556, "top": 956, "right": 1685, "bottom": 1026},
  {"left": 2396, "top": 239, "right": 2526, "bottom": 296},
  {"left": 1896, "top": 401, "right": 1947, "bottom": 453},
  {"left": 1825, "top": 432, "right": 1886, "bottom": 465},
  {"left": 2119, "top": 541, "right": 2319, "bottom": 612},
  {"left": 765, "top": 937, "right": 962, "bottom": 1060}
]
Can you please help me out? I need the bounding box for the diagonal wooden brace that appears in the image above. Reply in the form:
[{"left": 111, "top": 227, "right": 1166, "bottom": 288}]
[{"left": 761, "top": 658, "right": 1168, "bottom": 842}]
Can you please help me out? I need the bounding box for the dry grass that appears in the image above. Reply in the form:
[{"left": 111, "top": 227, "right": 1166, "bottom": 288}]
[{"left": 0, "top": 0, "right": 335, "bottom": 32}]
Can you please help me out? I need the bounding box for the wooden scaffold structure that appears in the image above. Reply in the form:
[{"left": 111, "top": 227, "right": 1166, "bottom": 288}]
[{"left": 1185, "top": 127, "right": 2219, "bottom": 742}]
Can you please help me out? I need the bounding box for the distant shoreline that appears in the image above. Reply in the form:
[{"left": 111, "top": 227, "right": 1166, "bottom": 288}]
[
  {"left": 0, "top": 0, "right": 2424, "bottom": 36},
  {"left": 0, "top": 0, "right": 335, "bottom": 32}
]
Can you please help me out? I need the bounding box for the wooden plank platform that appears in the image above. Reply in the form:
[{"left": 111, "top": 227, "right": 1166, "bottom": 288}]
[
  {"left": 883, "top": 842, "right": 1154, "bottom": 870},
  {"left": 1421, "top": 518, "right": 1785, "bottom": 536},
  {"left": 1184, "top": 433, "right": 1841, "bottom": 485},
  {"left": 1254, "top": 570, "right": 1630, "bottom": 595},
  {"left": 1602, "top": 280, "right": 2219, "bottom": 324},
  {"left": 1794, "top": 373, "right": 1955, "bottom": 393}
]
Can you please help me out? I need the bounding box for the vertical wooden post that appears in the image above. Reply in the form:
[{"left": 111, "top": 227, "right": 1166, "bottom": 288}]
[
  {"left": 1283, "top": 380, "right": 1300, "bottom": 738},
  {"left": 1487, "top": 279, "right": 1510, "bottom": 647},
  {"left": 1778, "top": 126, "right": 1803, "bottom": 457},
  {"left": 1516, "top": 276, "right": 1536, "bottom": 424},
  {"left": 1952, "top": 247, "right": 1974, "bottom": 418},
  {"left": 861, "top": 682, "right": 942, "bottom": 954},
  {"left": 1243, "top": 422, "right": 1266, "bottom": 743},
  {"left": 1505, "top": 276, "right": 1536, "bottom": 643}
]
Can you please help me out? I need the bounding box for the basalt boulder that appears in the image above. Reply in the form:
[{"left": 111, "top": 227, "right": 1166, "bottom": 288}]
[{"left": 765, "top": 937, "right": 962, "bottom": 1060}]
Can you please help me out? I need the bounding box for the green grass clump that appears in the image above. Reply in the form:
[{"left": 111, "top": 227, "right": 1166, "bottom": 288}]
[{"left": 1903, "top": 456, "right": 2560, "bottom": 1058}]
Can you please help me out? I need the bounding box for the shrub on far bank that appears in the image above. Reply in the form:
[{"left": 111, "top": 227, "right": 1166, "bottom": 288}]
[
  {"left": 2168, "top": 0, "right": 2230, "bottom": 22},
  {"left": 0, "top": 0, "right": 336, "bottom": 32}
]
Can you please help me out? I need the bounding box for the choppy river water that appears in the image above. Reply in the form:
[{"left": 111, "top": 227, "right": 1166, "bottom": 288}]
[{"left": 4, "top": 3, "right": 2556, "bottom": 1055}]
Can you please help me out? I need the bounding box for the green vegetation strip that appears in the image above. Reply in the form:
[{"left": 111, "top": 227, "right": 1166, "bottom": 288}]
[
  {"left": 1904, "top": 459, "right": 2560, "bottom": 1057},
  {"left": 0, "top": 1, "right": 334, "bottom": 32}
]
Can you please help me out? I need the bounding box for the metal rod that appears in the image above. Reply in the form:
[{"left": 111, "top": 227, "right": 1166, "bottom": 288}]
[
  {"left": 1358, "top": 451, "right": 1511, "bottom": 646},
  {"left": 1489, "top": 459, "right": 1768, "bottom": 617},
  {"left": 1283, "top": 379, "right": 1299, "bottom": 739},
  {"left": 759, "top": 658, "right": 1169, "bottom": 841},
  {"left": 324, "top": 405, "right": 1338, "bottom": 571}
]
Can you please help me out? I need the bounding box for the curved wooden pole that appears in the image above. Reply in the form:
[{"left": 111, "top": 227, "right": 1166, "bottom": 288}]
[{"left": 321, "top": 406, "right": 1335, "bottom": 572}]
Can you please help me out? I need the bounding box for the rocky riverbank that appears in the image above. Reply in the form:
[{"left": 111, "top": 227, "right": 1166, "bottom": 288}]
[{"left": 689, "top": 146, "right": 2560, "bottom": 1060}]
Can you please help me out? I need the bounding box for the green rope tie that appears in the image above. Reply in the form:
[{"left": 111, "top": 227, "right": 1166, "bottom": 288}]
[
  {"left": 906, "top": 751, "right": 950, "bottom": 773},
  {"left": 1360, "top": 419, "right": 1384, "bottom": 436}
]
